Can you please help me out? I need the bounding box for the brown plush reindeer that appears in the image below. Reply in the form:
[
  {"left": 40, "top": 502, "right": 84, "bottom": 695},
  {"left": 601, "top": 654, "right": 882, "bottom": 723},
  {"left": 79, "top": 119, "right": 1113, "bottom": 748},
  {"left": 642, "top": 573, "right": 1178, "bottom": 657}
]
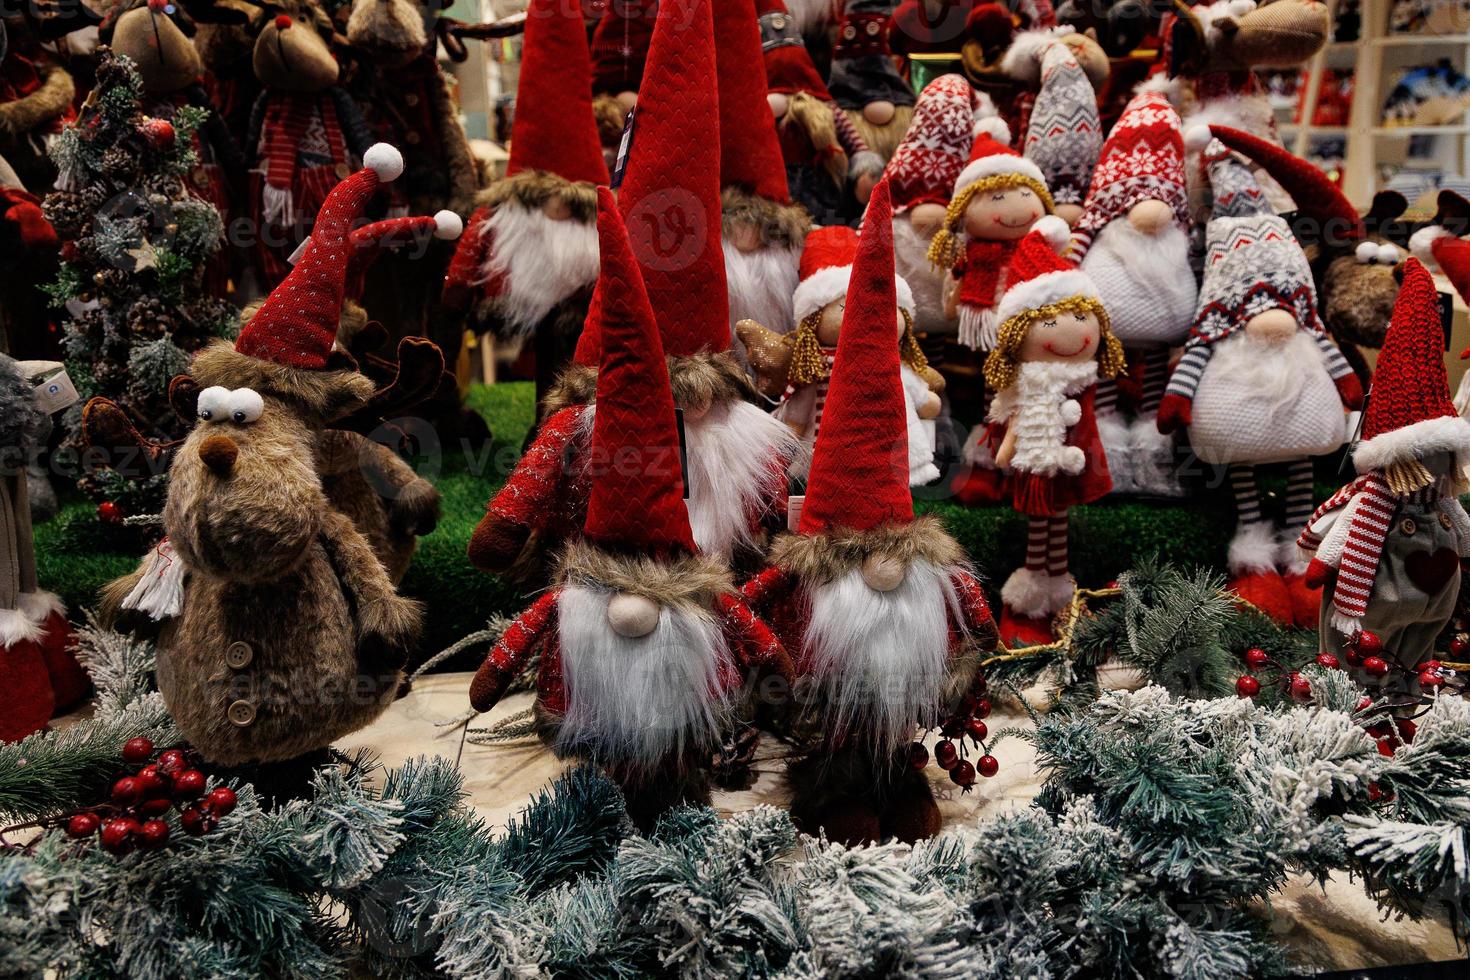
[{"left": 92, "top": 146, "right": 445, "bottom": 768}]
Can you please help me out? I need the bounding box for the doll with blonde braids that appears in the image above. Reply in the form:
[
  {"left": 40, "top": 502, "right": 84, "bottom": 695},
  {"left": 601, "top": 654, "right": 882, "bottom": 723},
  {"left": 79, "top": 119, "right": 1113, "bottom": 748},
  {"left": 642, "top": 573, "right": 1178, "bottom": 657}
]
[
  {"left": 983, "top": 222, "right": 1125, "bottom": 643},
  {"left": 773, "top": 225, "right": 944, "bottom": 485},
  {"left": 930, "top": 123, "right": 1055, "bottom": 352}
]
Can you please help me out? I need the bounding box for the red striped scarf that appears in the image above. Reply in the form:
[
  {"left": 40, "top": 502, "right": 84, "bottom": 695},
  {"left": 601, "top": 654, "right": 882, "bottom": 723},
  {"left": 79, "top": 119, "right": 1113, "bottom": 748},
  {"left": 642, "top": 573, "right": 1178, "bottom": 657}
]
[
  {"left": 1300, "top": 473, "right": 1398, "bottom": 621},
  {"left": 258, "top": 92, "right": 346, "bottom": 202}
]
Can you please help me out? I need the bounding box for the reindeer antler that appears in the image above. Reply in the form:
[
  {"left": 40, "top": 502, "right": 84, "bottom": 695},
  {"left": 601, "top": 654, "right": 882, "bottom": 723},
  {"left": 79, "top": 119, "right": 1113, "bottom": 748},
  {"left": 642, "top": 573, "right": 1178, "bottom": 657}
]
[
  {"left": 331, "top": 337, "right": 447, "bottom": 435},
  {"left": 81, "top": 397, "right": 179, "bottom": 479},
  {"left": 436, "top": 12, "right": 526, "bottom": 62}
]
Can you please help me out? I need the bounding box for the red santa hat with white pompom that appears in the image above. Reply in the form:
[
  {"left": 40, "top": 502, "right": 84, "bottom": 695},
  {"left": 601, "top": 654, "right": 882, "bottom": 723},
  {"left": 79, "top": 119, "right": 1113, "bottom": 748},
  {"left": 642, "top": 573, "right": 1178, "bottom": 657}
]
[
  {"left": 993, "top": 215, "right": 1092, "bottom": 324},
  {"left": 792, "top": 223, "right": 915, "bottom": 322}
]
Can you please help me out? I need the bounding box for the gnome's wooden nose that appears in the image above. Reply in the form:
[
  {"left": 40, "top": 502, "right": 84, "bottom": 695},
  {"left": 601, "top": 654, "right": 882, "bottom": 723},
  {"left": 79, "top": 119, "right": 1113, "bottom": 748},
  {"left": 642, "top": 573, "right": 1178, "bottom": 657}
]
[
  {"left": 199, "top": 435, "right": 238, "bottom": 476},
  {"left": 862, "top": 556, "right": 905, "bottom": 593},
  {"left": 608, "top": 593, "right": 660, "bottom": 638}
]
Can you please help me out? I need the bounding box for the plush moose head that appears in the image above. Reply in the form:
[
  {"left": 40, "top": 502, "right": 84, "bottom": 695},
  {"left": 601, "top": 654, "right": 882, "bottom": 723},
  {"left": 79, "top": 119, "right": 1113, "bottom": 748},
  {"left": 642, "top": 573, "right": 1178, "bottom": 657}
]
[
  {"left": 252, "top": 0, "right": 340, "bottom": 91},
  {"left": 1166, "top": 0, "right": 1331, "bottom": 74}
]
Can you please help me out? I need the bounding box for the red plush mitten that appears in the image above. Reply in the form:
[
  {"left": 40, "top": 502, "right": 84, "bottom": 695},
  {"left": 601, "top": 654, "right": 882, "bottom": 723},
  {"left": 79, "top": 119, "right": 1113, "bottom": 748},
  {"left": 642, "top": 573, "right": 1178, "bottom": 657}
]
[
  {"left": 1334, "top": 372, "right": 1364, "bottom": 410},
  {"left": 1155, "top": 393, "right": 1192, "bottom": 434},
  {"left": 1304, "top": 557, "right": 1334, "bottom": 590}
]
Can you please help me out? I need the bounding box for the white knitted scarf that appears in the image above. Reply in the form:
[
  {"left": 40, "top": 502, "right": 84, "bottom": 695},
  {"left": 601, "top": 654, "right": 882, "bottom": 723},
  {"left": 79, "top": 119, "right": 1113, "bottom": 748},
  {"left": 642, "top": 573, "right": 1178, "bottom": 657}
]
[{"left": 989, "top": 360, "right": 1098, "bottom": 477}]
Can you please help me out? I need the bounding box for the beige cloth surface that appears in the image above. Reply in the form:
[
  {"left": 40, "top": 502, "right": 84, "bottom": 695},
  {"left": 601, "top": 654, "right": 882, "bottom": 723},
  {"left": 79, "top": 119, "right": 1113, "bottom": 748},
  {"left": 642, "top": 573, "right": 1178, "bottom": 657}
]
[{"left": 339, "top": 671, "right": 1462, "bottom": 974}]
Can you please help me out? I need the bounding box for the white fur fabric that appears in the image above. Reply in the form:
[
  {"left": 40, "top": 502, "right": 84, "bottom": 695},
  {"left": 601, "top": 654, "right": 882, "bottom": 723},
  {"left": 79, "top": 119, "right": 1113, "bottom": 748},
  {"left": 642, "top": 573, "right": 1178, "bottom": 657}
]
[
  {"left": 477, "top": 201, "right": 600, "bottom": 335},
  {"left": 1188, "top": 331, "right": 1346, "bottom": 465},
  {"left": 1228, "top": 519, "right": 1278, "bottom": 576},
  {"left": 1128, "top": 417, "right": 1184, "bottom": 497},
  {"left": 988, "top": 361, "right": 1098, "bottom": 476},
  {"left": 555, "top": 584, "right": 732, "bottom": 768},
  {"left": 1276, "top": 527, "right": 1308, "bottom": 575},
  {"left": 893, "top": 214, "right": 955, "bottom": 335},
  {"left": 684, "top": 399, "right": 803, "bottom": 560},
  {"left": 1081, "top": 219, "right": 1196, "bottom": 347},
  {"left": 0, "top": 608, "right": 41, "bottom": 646},
  {"left": 1096, "top": 410, "right": 1133, "bottom": 493},
  {"left": 803, "top": 558, "right": 961, "bottom": 751},
  {"left": 725, "top": 238, "right": 802, "bottom": 338},
  {"left": 901, "top": 364, "right": 941, "bottom": 486},
  {"left": 1001, "top": 566, "right": 1075, "bottom": 618}
]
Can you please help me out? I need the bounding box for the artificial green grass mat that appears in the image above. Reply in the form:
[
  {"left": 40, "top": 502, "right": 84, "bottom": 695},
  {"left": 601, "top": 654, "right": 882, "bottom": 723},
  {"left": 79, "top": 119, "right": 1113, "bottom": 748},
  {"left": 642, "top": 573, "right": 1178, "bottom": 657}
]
[{"left": 34, "top": 381, "right": 1326, "bottom": 670}]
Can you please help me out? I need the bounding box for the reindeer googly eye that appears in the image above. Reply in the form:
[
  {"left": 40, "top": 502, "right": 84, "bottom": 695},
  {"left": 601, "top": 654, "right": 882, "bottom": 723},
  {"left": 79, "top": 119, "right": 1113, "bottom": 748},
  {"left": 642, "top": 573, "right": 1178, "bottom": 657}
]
[
  {"left": 1376, "top": 244, "right": 1401, "bottom": 266},
  {"left": 1355, "top": 241, "right": 1378, "bottom": 265},
  {"left": 196, "top": 386, "right": 230, "bottom": 423},
  {"left": 225, "top": 388, "right": 264, "bottom": 425}
]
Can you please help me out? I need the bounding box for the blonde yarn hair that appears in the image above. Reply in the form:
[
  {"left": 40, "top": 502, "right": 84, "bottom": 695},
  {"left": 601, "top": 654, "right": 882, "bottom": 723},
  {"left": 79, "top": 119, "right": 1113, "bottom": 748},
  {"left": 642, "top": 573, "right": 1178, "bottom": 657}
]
[
  {"left": 982, "top": 296, "right": 1125, "bottom": 392},
  {"left": 787, "top": 308, "right": 938, "bottom": 389},
  {"left": 926, "top": 174, "right": 1055, "bottom": 270}
]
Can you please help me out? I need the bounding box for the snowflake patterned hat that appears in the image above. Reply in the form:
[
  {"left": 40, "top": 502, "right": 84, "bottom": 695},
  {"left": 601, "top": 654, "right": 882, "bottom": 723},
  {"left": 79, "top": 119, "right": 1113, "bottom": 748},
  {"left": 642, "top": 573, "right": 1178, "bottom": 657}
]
[
  {"left": 887, "top": 73, "right": 986, "bottom": 213},
  {"left": 235, "top": 145, "right": 404, "bottom": 370},
  {"left": 1003, "top": 29, "right": 1102, "bottom": 208},
  {"left": 1074, "top": 87, "right": 1187, "bottom": 243},
  {"left": 1182, "top": 128, "right": 1320, "bottom": 345}
]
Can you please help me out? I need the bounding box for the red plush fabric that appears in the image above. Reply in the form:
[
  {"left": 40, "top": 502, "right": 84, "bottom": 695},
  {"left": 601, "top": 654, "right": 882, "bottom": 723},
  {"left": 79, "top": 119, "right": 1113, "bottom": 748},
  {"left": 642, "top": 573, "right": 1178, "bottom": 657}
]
[
  {"left": 36, "top": 611, "right": 86, "bottom": 712},
  {"left": 1360, "top": 259, "right": 1457, "bottom": 443},
  {"left": 1, "top": 637, "right": 54, "bottom": 743},
  {"left": 715, "top": 0, "right": 791, "bottom": 203},
  {"left": 799, "top": 181, "right": 914, "bottom": 534},
  {"left": 509, "top": 0, "right": 610, "bottom": 185},
  {"left": 756, "top": 0, "right": 832, "bottom": 99},
  {"left": 590, "top": 0, "right": 658, "bottom": 96},
  {"left": 582, "top": 188, "right": 697, "bottom": 555}
]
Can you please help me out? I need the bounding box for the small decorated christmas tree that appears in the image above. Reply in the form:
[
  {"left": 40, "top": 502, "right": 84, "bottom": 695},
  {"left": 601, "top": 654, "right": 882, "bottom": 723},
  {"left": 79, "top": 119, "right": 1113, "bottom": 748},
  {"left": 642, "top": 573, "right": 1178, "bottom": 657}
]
[{"left": 41, "top": 52, "right": 236, "bottom": 517}]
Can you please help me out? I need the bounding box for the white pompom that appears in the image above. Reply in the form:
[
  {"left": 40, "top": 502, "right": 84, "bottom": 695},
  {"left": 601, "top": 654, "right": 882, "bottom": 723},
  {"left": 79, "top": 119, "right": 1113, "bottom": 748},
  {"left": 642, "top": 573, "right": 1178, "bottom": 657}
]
[
  {"left": 1354, "top": 240, "right": 1378, "bottom": 264},
  {"left": 1227, "top": 0, "right": 1257, "bottom": 18},
  {"left": 1409, "top": 225, "right": 1451, "bottom": 262},
  {"left": 363, "top": 143, "right": 404, "bottom": 182},
  {"left": 1183, "top": 124, "right": 1214, "bottom": 152},
  {"left": 433, "top": 210, "right": 464, "bottom": 239},
  {"left": 1034, "top": 214, "right": 1071, "bottom": 250},
  {"left": 1060, "top": 398, "right": 1082, "bottom": 426},
  {"left": 973, "top": 114, "right": 1012, "bottom": 146},
  {"left": 1376, "top": 243, "right": 1400, "bottom": 265}
]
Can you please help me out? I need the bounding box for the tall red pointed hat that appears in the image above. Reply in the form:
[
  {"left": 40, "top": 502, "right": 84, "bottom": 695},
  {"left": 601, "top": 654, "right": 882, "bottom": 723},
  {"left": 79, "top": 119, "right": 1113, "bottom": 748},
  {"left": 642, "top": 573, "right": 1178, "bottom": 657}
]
[
  {"left": 618, "top": 0, "right": 729, "bottom": 358},
  {"left": 235, "top": 144, "right": 405, "bottom": 369},
  {"left": 508, "top": 0, "right": 610, "bottom": 185},
  {"left": 799, "top": 180, "right": 914, "bottom": 535},
  {"left": 1353, "top": 257, "right": 1470, "bottom": 474},
  {"left": 716, "top": 0, "right": 791, "bottom": 203},
  {"left": 582, "top": 187, "right": 696, "bottom": 555}
]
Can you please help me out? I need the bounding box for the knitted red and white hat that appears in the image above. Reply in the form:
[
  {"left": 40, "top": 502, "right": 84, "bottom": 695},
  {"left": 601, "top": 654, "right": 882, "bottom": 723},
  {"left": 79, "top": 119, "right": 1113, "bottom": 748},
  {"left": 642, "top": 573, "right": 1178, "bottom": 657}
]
[
  {"left": 886, "top": 74, "right": 987, "bottom": 213},
  {"left": 756, "top": 0, "right": 831, "bottom": 99},
  {"left": 582, "top": 186, "right": 697, "bottom": 556},
  {"left": 1353, "top": 256, "right": 1470, "bottom": 474},
  {"left": 590, "top": 0, "right": 657, "bottom": 96},
  {"left": 235, "top": 144, "right": 405, "bottom": 370},
  {"left": 799, "top": 181, "right": 914, "bottom": 534},
  {"left": 616, "top": 0, "right": 728, "bottom": 360},
  {"left": 1075, "top": 88, "right": 1187, "bottom": 241},
  {"left": 716, "top": 0, "right": 791, "bottom": 204},
  {"left": 508, "top": 0, "right": 610, "bottom": 185},
  {"left": 1189, "top": 122, "right": 1362, "bottom": 250},
  {"left": 954, "top": 124, "right": 1048, "bottom": 198},
  {"left": 792, "top": 223, "right": 914, "bottom": 321},
  {"left": 1002, "top": 29, "right": 1101, "bottom": 207},
  {"left": 994, "top": 215, "right": 1096, "bottom": 324}
]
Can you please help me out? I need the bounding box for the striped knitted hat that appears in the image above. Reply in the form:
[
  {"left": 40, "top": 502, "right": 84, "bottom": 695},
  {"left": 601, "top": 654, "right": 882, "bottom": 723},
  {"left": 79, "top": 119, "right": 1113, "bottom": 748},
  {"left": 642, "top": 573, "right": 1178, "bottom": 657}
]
[
  {"left": 1183, "top": 131, "right": 1320, "bottom": 346},
  {"left": 886, "top": 73, "right": 986, "bottom": 213},
  {"left": 1353, "top": 257, "right": 1470, "bottom": 474},
  {"left": 1002, "top": 29, "right": 1102, "bottom": 207},
  {"left": 1075, "top": 88, "right": 1187, "bottom": 241}
]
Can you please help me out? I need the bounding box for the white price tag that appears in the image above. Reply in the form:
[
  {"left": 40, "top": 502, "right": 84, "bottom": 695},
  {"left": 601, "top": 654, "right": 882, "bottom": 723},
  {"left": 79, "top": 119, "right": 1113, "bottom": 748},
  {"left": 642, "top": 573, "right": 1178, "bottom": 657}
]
[
  {"left": 786, "top": 494, "right": 804, "bottom": 532},
  {"left": 33, "top": 368, "right": 79, "bottom": 414}
]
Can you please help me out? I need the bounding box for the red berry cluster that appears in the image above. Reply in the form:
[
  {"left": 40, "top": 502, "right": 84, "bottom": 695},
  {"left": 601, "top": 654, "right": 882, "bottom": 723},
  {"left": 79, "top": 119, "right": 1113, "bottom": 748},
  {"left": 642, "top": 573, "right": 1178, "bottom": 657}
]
[
  {"left": 1235, "top": 644, "right": 1341, "bottom": 702},
  {"left": 1340, "top": 630, "right": 1457, "bottom": 694},
  {"left": 911, "top": 674, "right": 999, "bottom": 792},
  {"left": 62, "top": 737, "right": 236, "bottom": 856}
]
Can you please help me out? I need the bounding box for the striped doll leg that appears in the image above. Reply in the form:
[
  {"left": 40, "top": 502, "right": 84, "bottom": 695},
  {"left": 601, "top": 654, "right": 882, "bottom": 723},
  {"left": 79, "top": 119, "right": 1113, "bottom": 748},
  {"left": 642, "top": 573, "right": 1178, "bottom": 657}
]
[
  {"left": 1045, "top": 512, "right": 1070, "bottom": 581},
  {"left": 1025, "top": 516, "right": 1050, "bottom": 575},
  {"left": 1139, "top": 348, "right": 1170, "bottom": 417},
  {"left": 1280, "top": 458, "right": 1317, "bottom": 572},
  {"left": 1227, "top": 464, "right": 1276, "bottom": 574}
]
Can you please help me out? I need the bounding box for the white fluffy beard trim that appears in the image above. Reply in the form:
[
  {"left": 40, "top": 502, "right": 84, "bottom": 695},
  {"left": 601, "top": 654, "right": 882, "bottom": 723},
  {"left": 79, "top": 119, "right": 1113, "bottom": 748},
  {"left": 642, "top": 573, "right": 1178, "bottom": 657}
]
[
  {"left": 893, "top": 215, "right": 953, "bottom": 335},
  {"left": 555, "top": 584, "right": 733, "bottom": 769},
  {"left": 1081, "top": 219, "right": 1197, "bottom": 346},
  {"left": 1228, "top": 519, "right": 1278, "bottom": 575},
  {"left": 1001, "top": 567, "right": 1075, "bottom": 618},
  {"left": 802, "top": 559, "right": 960, "bottom": 752},
  {"left": 684, "top": 399, "right": 804, "bottom": 560},
  {"left": 1207, "top": 330, "right": 1327, "bottom": 417},
  {"left": 724, "top": 238, "right": 801, "bottom": 337},
  {"left": 478, "top": 201, "right": 600, "bottom": 336}
]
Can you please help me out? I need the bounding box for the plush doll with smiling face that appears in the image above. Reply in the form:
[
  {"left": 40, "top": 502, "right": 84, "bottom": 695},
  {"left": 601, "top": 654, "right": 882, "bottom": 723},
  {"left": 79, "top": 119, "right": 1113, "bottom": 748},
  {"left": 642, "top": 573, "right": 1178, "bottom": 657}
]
[{"left": 983, "top": 221, "right": 1125, "bottom": 642}]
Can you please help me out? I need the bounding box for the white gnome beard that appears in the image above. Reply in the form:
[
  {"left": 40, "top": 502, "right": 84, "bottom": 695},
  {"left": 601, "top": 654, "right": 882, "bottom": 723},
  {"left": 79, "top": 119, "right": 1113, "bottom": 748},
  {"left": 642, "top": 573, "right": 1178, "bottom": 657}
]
[
  {"left": 802, "top": 558, "right": 960, "bottom": 752},
  {"left": 1209, "top": 329, "right": 1324, "bottom": 415},
  {"left": 893, "top": 215, "right": 950, "bottom": 334},
  {"left": 683, "top": 398, "right": 803, "bottom": 559},
  {"left": 1082, "top": 219, "right": 1196, "bottom": 348},
  {"left": 723, "top": 238, "right": 801, "bottom": 336},
  {"left": 555, "top": 584, "right": 732, "bottom": 769},
  {"left": 478, "top": 200, "right": 600, "bottom": 335}
]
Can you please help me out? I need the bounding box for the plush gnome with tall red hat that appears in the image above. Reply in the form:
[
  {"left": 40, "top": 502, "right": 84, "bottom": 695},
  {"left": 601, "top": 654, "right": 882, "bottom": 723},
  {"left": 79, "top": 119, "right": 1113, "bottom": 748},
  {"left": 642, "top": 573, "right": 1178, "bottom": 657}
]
[
  {"left": 1159, "top": 126, "right": 1362, "bottom": 626},
  {"left": 766, "top": 222, "right": 944, "bottom": 486},
  {"left": 1071, "top": 87, "right": 1195, "bottom": 497},
  {"left": 118, "top": 145, "right": 429, "bottom": 767},
  {"left": 717, "top": 0, "right": 812, "bottom": 355},
  {"left": 759, "top": 0, "right": 885, "bottom": 226},
  {"left": 1298, "top": 257, "right": 1470, "bottom": 691},
  {"left": 829, "top": 0, "right": 918, "bottom": 161},
  {"left": 740, "top": 182, "right": 995, "bottom": 846},
  {"left": 885, "top": 73, "right": 989, "bottom": 336},
  {"left": 467, "top": 0, "right": 801, "bottom": 578},
  {"left": 470, "top": 188, "right": 793, "bottom": 828},
  {"left": 441, "top": 0, "right": 608, "bottom": 405},
  {"left": 1002, "top": 27, "right": 1103, "bottom": 228},
  {"left": 984, "top": 220, "right": 1126, "bottom": 643}
]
